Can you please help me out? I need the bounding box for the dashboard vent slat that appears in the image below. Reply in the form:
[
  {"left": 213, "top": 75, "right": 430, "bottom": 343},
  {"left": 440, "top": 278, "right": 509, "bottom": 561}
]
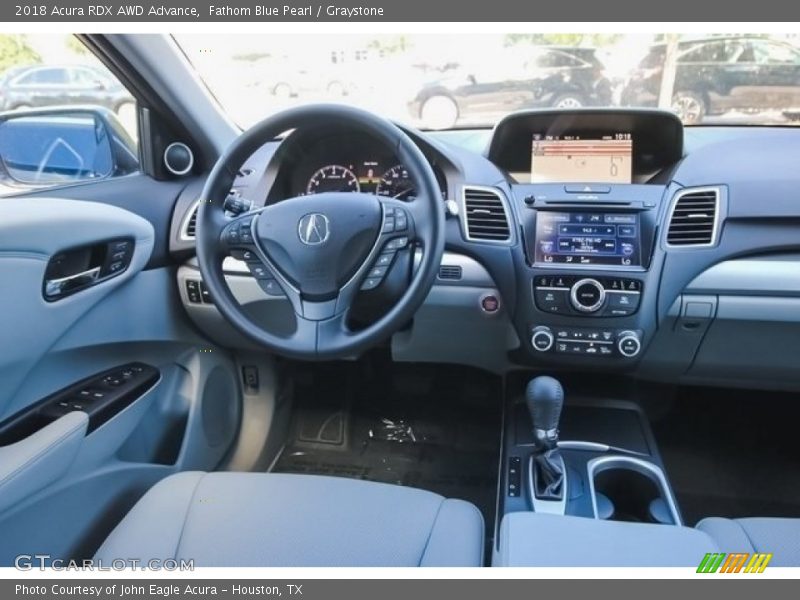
[
  {"left": 185, "top": 206, "right": 198, "bottom": 238},
  {"left": 666, "top": 188, "right": 720, "bottom": 247},
  {"left": 462, "top": 187, "right": 511, "bottom": 242},
  {"left": 438, "top": 265, "right": 463, "bottom": 281}
]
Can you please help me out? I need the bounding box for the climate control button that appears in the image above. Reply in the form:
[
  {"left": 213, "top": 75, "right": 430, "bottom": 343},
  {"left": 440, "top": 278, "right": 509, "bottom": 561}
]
[
  {"left": 617, "top": 331, "right": 642, "bottom": 357},
  {"left": 570, "top": 278, "right": 606, "bottom": 313},
  {"left": 531, "top": 326, "right": 555, "bottom": 352}
]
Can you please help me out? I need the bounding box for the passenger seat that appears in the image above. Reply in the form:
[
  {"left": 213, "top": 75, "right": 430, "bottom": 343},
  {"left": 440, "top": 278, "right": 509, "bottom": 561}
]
[
  {"left": 96, "top": 472, "right": 485, "bottom": 567},
  {"left": 696, "top": 517, "right": 800, "bottom": 566},
  {"left": 494, "top": 512, "right": 800, "bottom": 566}
]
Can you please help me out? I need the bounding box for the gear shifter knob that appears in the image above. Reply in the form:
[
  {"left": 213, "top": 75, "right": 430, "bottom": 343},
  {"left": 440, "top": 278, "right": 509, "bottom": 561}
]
[{"left": 526, "top": 376, "right": 564, "bottom": 450}]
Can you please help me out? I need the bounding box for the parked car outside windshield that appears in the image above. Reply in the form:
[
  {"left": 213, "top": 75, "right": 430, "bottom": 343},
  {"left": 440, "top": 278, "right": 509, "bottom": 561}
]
[
  {"left": 407, "top": 47, "right": 613, "bottom": 129},
  {"left": 3, "top": 33, "right": 800, "bottom": 130},
  {"left": 0, "top": 64, "right": 134, "bottom": 115},
  {"left": 621, "top": 36, "right": 800, "bottom": 124}
]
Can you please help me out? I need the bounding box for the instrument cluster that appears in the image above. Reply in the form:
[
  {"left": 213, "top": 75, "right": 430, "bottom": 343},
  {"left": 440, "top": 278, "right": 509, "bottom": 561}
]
[
  {"left": 305, "top": 161, "right": 416, "bottom": 199},
  {"left": 268, "top": 131, "right": 447, "bottom": 204}
]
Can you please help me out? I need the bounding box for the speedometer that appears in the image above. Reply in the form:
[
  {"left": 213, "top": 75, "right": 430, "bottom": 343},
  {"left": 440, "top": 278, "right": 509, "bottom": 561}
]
[
  {"left": 306, "top": 165, "right": 360, "bottom": 194},
  {"left": 376, "top": 164, "right": 415, "bottom": 199}
]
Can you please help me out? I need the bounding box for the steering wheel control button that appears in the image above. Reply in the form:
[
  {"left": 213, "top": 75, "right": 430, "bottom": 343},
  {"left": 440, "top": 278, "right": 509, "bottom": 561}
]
[
  {"left": 570, "top": 279, "right": 606, "bottom": 313},
  {"left": 375, "top": 253, "right": 395, "bottom": 267},
  {"left": 361, "top": 277, "right": 382, "bottom": 291},
  {"left": 258, "top": 279, "right": 285, "bottom": 297},
  {"left": 531, "top": 327, "right": 555, "bottom": 352},
  {"left": 231, "top": 248, "right": 257, "bottom": 262},
  {"left": 248, "top": 264, "right": 271, "bottom": 279},
  {"left": 225, "top": 224, "right": 241, "bottom": 245},
  {"left": 368, "top": 266, "right": 388, "bottom": 279},
  {"left": 385, "top": 236, "right": 409, "bottom": 251},
  {"left": 394, "top": 209, "right": 409, "bottom": 231}
]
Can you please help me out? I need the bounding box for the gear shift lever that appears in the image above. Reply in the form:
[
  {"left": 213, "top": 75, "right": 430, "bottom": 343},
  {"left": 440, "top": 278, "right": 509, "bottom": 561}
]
[
  {"left": 526, "top": 375, "right": 564, "bottom": 450},
  {"left": 526, "top": 376, "right": 566, "bottom": 503}
]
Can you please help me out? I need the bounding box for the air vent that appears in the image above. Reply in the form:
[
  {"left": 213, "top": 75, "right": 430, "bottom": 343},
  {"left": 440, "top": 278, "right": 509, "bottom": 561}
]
[
  {"left": 438, "top": 265, "right": 463, "bottom": 280},
  {"left": 186, "top": 207, "right": 198, "bottom": 238},
  {"left": 666, "top": 188, "right": 720, "bottom": 247},
  {"left": 462, "top": 186, "right": 511, "bottom": 242},
  {"left": 180, "top": 201, "right": 200, "bottom": 240}
]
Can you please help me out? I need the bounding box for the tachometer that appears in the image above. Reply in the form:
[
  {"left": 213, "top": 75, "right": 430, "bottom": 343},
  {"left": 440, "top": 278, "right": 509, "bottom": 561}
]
[
  {"left": 306, "top": 164, "right": 360, "bottom": 194},
  {"left": 376, "top": 164, "right": 415, "bottom": 199}
]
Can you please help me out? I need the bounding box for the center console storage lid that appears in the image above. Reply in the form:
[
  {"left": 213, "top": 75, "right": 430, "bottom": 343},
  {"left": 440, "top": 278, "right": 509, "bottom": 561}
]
[{"left": 493, "top": 512, "right": 716, "bottom": 567}]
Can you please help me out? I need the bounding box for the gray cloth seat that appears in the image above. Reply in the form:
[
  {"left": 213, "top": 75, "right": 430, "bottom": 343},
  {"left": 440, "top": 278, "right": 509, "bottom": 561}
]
[
  {"left": 697, "top": 517, "right": 800, "bottom": 567},
  {"left": 494, "top": 512, "right": 718, "bottom": 567},
  {"left": 95, "top": 471, "right": 484, "bottom": 567},
  {"left": 494, "top": 513, "right": 800, "bottom": 567}
]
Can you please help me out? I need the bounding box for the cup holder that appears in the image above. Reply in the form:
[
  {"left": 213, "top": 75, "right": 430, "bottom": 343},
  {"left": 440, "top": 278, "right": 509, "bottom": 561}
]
[{"left": 588, "top": 456, "right": 681, "bottom": 526}]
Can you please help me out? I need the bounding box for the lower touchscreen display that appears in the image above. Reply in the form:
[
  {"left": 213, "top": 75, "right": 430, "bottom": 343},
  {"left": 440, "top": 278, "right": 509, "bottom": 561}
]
[{"left": 534, "top": 211, "right": 641, "bottom": 267}]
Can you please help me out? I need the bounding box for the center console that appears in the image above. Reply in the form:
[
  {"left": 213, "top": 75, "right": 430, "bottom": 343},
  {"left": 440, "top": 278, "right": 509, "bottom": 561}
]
[
  {"left": 488, "top": 109, "right": 684, "bottom": 369},
  {"left": 517, "top": 182, "right": 668, "bottom": 366},
  {"left": 485, "top": 111, "right": 695, "bottom": 565},
  {"left": 497, "top": 373, "right": 686, "bottom": 562}
]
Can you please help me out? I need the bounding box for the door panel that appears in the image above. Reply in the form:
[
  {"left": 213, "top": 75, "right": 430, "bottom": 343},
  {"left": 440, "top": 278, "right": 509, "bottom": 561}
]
[
  {"left": 0, "top": 192, "right": 242, "bottom": 564},
  {"left": 0, "top": 197, "right": 154, "bottom": 418}
]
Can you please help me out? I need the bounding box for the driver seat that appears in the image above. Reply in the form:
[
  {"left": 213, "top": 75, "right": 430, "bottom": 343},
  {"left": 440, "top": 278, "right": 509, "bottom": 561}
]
[{"left": 95, "top": 472, "right": 484, "bottom": 567}]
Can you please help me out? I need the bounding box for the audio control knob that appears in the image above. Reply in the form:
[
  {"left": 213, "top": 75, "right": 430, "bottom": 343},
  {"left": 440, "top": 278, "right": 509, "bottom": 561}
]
[
  {"left": 617, "top": 331, "right": 642, "bottom": 358},
  {"left": 570, "top": 278, "right": 606, "bottom": 313},
  {"left": 531, "top": 326, "right": 555, "bottom": 352}
]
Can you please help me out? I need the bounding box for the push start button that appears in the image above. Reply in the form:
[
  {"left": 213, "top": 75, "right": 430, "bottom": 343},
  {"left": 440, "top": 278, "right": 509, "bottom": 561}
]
[{"left": 480, "top": 294, "right": 500, "bottom": 314}]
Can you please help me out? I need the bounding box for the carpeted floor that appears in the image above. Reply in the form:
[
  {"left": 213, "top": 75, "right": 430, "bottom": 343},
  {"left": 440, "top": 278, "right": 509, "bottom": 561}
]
[
  {"left": 652, "top": 385, "right": 800, "bottom": 525},
  {"left": 272, "top": 358, "right": 503, "bottom": 551}
]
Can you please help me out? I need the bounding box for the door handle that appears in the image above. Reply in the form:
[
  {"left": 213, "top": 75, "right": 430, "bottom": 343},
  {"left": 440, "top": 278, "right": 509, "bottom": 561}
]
[{"left": 44, "top": 266, "right": 101, "bottom": 299}]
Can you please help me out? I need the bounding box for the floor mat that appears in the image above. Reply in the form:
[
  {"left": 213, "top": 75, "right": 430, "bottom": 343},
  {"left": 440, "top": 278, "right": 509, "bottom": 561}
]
[
  {"left": 272, "top": 359, "right": 502, "bottom": 550},
  {"left": 652, "top": 385, "right": 800, "bottom": 526}
]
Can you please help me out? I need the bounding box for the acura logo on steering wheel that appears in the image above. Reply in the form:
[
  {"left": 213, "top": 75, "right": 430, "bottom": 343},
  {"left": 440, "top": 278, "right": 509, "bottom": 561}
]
[{"left": 297, "top": 213, "right": 330, "bottom": 245}]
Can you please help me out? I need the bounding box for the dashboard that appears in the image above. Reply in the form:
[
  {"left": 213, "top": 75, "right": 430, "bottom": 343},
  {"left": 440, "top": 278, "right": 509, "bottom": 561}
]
[{"left": 172, "top": 108, "right": 800, "bottom": 392}]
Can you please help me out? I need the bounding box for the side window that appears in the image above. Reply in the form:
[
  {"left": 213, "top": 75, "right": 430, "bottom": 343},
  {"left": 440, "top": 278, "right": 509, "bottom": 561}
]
[
  {"left": 532, "top": 51, "right": 579, "bottom": 69},
  {"left": 33, "top": 68, "right": 70, "bottom": 85},
  {"left": 0, "top": 35, "right": 138, "bottom": 197},
  {"left": 71, "top": 67, "right": 98, "bottom": 85},
  {"left": 681, "top": 41, "right": 728, "bottom": 63},
  {"left": 14, "top": 70, "right": 41, "bottom": 85},
  {"left": 752, "top": 41, "right": 800, "bottom": 65}
]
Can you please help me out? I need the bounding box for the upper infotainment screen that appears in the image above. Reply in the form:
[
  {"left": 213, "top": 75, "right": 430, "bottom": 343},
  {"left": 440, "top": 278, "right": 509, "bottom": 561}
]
[
  {"left": 531, "top": 134, "right": 633, "bottom": 184},
  {"left": 534, "top": 211, "right": 642, "bottom": 267}
]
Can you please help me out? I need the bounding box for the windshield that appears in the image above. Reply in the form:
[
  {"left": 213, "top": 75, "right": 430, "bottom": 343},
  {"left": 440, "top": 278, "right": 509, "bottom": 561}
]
[{"left": 174, "top": 33, "right": 800, "bottom": 130}]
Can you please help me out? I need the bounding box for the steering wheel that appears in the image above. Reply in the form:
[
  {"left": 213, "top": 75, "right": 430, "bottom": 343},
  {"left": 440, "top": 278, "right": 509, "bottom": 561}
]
[{"left": 196, "top": 105, "right": 445, "bottom": 360}]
